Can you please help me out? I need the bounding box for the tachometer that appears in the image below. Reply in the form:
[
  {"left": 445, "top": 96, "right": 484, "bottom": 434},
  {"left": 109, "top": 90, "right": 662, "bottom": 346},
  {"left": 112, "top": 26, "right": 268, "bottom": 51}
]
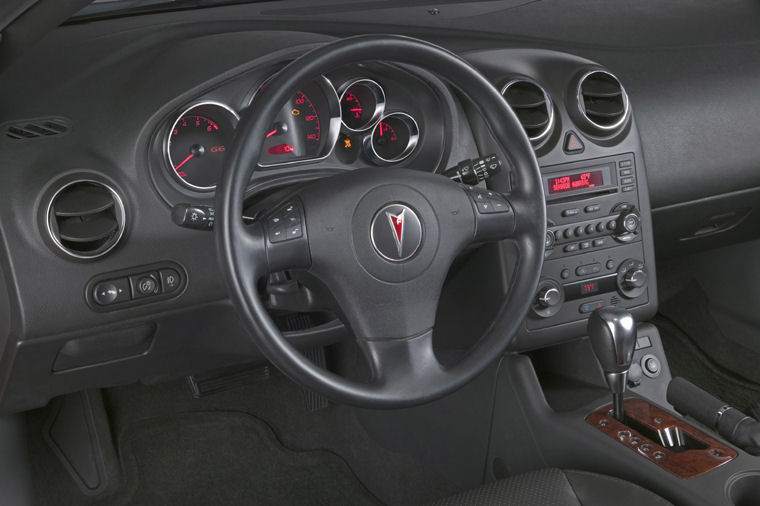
[{"left": 166, "top": 102, "right": 238, "bottom": 190}]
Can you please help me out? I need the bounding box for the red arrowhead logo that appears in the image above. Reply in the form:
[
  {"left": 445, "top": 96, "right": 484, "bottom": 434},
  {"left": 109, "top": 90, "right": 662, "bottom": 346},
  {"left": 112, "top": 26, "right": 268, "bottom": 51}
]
[{"left": 386, "top": 209, "right": 405, "bottom": 257}]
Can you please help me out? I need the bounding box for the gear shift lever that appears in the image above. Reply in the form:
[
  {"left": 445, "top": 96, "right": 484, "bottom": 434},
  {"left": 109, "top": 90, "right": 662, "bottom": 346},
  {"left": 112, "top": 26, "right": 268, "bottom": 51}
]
[{"left": 587, "top": 307, "right": 637, "bottom": 421}]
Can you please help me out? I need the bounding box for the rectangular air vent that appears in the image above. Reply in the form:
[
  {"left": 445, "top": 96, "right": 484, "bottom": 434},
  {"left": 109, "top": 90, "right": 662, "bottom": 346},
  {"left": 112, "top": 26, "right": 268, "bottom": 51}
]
[{"left": 5, "top": 118, "right": 70, "bottom": 140}]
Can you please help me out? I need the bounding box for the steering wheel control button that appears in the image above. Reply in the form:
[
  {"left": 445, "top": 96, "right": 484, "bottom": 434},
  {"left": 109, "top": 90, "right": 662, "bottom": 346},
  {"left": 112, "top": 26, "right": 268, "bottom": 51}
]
[
  {"left": 267, "top": 201, "right": 304, "bottom": 244},
  {"left": 93, "top": 278, "right": 130, "bottom": 305},
  {"left": 370, "top": 203, "right": 423, "bottom": 262},
  {"left": 465, "top": 187, "right": 510, "bottom": 215},
  {"left": 160, "top": 269, "right": 181, "bottom": 293}
]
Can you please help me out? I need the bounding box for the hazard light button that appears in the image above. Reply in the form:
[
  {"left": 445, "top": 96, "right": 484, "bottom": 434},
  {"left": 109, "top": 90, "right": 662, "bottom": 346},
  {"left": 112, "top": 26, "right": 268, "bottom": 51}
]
[{"left": 564, "top": 131, "right": 585, "bottom": 154}]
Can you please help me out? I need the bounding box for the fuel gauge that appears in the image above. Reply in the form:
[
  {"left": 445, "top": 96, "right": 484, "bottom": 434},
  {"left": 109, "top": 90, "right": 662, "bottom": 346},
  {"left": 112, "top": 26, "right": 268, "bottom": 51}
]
[{"left": 366, "top": 112, "right": 419, "bottom": 164}]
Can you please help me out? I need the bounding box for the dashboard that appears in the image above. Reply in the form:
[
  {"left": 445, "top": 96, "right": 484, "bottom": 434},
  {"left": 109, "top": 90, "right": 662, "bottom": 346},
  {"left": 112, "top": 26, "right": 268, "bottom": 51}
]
[{"left": 0, "top": 2, "right": 758, "bottom": 413}]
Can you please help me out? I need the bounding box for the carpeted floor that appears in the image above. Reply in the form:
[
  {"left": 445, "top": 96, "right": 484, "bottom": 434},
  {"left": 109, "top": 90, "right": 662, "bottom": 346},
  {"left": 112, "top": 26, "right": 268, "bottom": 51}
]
[{"left": 112, "top": 411, "right": 379, "bottom": 506}]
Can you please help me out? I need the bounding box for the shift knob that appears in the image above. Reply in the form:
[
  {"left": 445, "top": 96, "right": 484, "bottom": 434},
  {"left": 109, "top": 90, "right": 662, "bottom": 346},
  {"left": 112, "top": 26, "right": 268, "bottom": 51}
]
[{"left": 587, "top": 306, "right": 637, "bottom": 420}]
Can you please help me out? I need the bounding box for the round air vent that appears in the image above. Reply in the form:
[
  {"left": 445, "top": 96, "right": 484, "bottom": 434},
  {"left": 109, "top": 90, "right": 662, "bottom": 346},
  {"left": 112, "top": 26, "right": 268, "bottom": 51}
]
[
  {"left": 576, "top": 70, "right": 630, "bottom": 133},
  {"left": 501, "top": 79, "right": 554, "bottom": 144},
  {"left": 46, "top": 180, "right": 126, "bottom": 259}
]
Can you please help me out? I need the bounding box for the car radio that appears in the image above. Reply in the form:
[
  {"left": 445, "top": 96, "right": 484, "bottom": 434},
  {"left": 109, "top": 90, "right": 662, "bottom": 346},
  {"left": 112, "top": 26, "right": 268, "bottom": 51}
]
[{"left": 528, "top": 153, "right": 649, "bottom": 330}]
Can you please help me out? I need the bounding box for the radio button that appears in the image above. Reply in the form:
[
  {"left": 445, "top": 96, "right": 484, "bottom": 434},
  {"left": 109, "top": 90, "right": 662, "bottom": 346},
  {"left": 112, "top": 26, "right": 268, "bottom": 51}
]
[
  {"left": 619, "top": 160, "right": 632, "bottom": 168},
  {"left": 622, "top": 185, "right": 635, "bottom": 192},
  {"left": 620, "top": 176, "right": 635, "bottom": 185},
  {"left": 545, "top": 232, "right": 555, "bottom": 249},
  {"left": 585, "top": 224, "right": 596, "bottom": 235},
  {"left": 619, "top": 168, "right": 633, "bottom": 176},
  {"left": 593, "top": 238, "right": 607, "bottom": 248},
  {"left": 562, "top": 208, "right": 580, "bottom": 217},
  {"left": 574, "top": 226, "right": 584, "bottom": 236},
  {"left": 563, "top": 228, "right": 574, "bottom": 239},
  {"left": 596, "top": 222, "right": 607, "bottom": 233},
  {"left": 584, "top": 204, "right": 601, "bottom": 213},
  {"left": 607, "top": 220, "right": 617, "bottom": 231},
  {"left": 579, "top": 241, "right": 592, "bottom": 250},
  {"left": 561, "top": 269, "right": 570, "bottom": 280},
  {"left": 606, "top": 260, "right": 616, "bottom": 270},
  {"left": 564, "top": 244, "right": 579, "bottom": 253}
]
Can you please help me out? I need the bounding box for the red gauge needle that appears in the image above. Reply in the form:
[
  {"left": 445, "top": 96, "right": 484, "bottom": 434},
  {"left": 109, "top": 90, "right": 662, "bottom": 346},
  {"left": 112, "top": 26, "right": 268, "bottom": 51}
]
[
  {"left": 174, "top": 153, "right": 194, "bottom": 170},
  {"left": 350, "top": 108, "right": 362, "bottom": 112},
  {"left": 379, "top": 123, "right": 384, "bottom": 137},
  {"left": 266, "top": 129, "right": 278, "bottom": 138}
]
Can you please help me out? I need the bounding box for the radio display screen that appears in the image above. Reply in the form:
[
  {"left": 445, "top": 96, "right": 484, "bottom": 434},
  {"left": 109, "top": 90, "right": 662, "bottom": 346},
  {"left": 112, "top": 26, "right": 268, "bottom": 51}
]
[{"left": 547, "top": 169, "right": 605, "bottom": 195}]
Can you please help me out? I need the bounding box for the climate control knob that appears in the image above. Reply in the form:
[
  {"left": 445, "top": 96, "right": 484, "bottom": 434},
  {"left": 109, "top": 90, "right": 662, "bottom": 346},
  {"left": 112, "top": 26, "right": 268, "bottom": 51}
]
[
  {"left": 616, "top": 259, "right": 648, "bottom": 299},
  {"left": 532, "top": 280, "right": 564, "bottom": 318},
  {"left": 537, "top": 287, "right": 561, "bottom": 308},
  {"left": 623, "top": 268, "right": 647, "bottom": 290}
]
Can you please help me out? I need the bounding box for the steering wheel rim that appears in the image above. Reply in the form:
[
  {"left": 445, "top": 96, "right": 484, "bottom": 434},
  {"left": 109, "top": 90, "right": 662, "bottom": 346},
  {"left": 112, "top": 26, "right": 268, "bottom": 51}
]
[{"left": 216, "top": 34, "right": 546, "bottom": 408}]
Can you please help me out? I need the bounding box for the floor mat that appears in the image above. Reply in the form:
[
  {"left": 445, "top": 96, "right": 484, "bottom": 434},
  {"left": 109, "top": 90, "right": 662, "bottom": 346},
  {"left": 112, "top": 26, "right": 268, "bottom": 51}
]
[
  {"left": 654, "top": 314, "right": 760, "bottom": 414},
  {"left": 114, "top": 411, "right": 379, "bottom": 506}
]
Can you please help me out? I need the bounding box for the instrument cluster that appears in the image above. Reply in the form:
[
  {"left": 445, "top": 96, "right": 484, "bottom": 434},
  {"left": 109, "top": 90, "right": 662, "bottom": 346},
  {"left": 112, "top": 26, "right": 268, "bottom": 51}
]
[{"left": 162, "top": 67, "right": 436, "bottom": 192}]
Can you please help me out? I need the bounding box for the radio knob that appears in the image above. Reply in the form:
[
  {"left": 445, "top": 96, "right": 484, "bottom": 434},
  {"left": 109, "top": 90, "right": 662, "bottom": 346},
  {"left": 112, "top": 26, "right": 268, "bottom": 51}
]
[
  {"left": 617, "top": 209, "right": 641, "bottom": 234},
  {"left": 537, "top": 287, "right": 561, "bottom": 308},
  {"left": 623, "top": 268, "right": 648, "bottom": 290}
]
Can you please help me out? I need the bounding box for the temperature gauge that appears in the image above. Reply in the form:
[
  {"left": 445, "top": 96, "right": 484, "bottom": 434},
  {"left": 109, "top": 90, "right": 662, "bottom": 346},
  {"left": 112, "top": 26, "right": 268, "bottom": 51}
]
[
  {"left": 339, "top": 79, "right": 385, "bottom": 132},
  {"left": 366, "top": 112, "right": 419, "bottom": 164}
]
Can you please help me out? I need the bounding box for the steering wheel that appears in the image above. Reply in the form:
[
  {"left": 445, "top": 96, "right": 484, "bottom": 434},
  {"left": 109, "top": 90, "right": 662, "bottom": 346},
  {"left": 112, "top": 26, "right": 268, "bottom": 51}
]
[{"left": 216, "top": 35, "right": 545, "bottom": 408}]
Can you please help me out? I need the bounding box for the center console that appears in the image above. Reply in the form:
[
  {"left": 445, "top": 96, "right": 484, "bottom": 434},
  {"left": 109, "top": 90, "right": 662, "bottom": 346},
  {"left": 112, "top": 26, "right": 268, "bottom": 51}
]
[{"left": 513, "top": 151, "right": 657, "bottom": 349}]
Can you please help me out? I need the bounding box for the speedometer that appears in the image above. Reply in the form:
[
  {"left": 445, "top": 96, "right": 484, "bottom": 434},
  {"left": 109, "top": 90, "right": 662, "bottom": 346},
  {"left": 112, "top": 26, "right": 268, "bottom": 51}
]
[{"left": 256, "top": 77, "right": 341, "bottom": 167}]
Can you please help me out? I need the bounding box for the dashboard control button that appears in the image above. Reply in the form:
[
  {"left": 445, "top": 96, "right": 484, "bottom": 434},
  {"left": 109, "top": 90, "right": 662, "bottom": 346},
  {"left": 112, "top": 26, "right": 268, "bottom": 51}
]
[
  {"left": 563, "top": 228, "right": 574, "bottom": 239},
  {"left": 160, "top": 269, "right": 181, "bottom": 293},
  {"left": 593, "top": 238, "right": 606, "bottom": 247},
  {"left": 607, "top": 220, "right": 617, "bottom": 231},
  {"left": 620, "top": 176, "right": 634, "bottom": 185},
  {"left": 619, "top": 168, "right": 633, "bottom": 176},
  {"left": 560, "top": 268, "right": 570, "bottom": 280},
  {"left": 642, "top": 354, "right": 661, "bottom": 378},
  {"left": 93, "top": 279, "right": 129, "bottom": 305},
  {"left": 576, "top": 263, "right": 601, "bottom": 276},
  {"left": 579, "top": 241, "right": 591, "bottom": 250},
  {"left": 622, "top": 185, "right": 635, "bottom": 192},
  {"left": 579, "top": 300, "right": 605, "bottom": 313},
  {"left": 563, "top": 131, "right": 585, "bottom": 154},
  {"left": 619, "top": 160, "right": 632, "bottom": 168},
  {"left": 545, "top": 232, "right": 555, "bottom": 249},
  {"left": 574, "top": 226, "right": 584, "bottom": 236},
  {"left": 584, "top": 204, "right": 601, "bottom": 213},
  {"left": 133, "top": 274, "right": 159, "bottom": 298},
  {"left": 562, "top": 208, "right": 580, "bottom": 217},
  {"left": 635, "top": 336, "right": 652, "bottom": 350},
  {"left": 564, "top": 243, "right": 578, "bottom": 253},
  {"left": 596, "top": 222, "right": 607, "bottom": 233},
  {"left": 606, "top": 260, "right": 616, "bottom": 270}
]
